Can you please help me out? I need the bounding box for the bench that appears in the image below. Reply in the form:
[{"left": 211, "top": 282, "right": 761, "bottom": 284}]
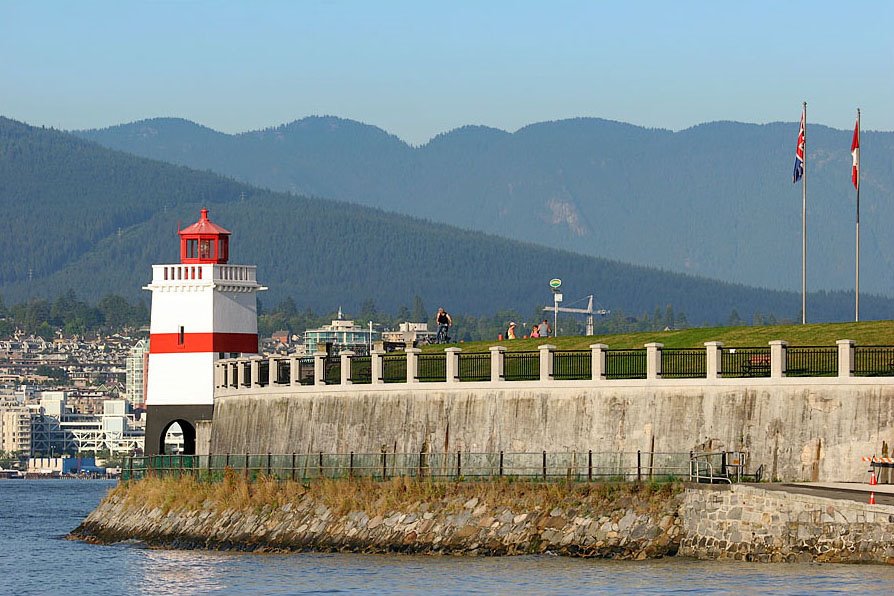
[{"left": 741, "top": 354, "right": 771, "bottom": 376}]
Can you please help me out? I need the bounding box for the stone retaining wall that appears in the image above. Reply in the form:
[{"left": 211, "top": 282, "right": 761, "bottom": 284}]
[
  {"left": 680, "top": 485, "right": 894, "bottom": 563},
  {"left": 71, "top": 483, "right": 894, "bottom": 564},
  {"left": 71, "top": 484, "right": 682, "bottom": 558}
]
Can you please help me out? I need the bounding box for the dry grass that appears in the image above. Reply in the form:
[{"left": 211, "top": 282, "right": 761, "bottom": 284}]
[{"left": 110, "top": 474, "right": 682, "bottom": 518}]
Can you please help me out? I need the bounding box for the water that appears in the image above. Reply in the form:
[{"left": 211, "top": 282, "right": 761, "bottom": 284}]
[{"left": 3, "top": 480, "right": 894, "bottom": 595}]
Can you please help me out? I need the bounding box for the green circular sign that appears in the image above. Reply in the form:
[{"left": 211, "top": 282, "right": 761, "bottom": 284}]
[{"left": 549, "top": 278, "right": 562, "bottom": 289}]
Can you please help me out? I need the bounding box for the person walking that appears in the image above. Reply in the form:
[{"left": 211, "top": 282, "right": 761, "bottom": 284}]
[
  {"left": 530, "top": 323, "right": 540, "bottom": 339},
  {"left": 435, "top": 307, "right": 453, "bottom": 343},
  {"left": 538, "top": 319, "right": 552, "bottom": 338}
]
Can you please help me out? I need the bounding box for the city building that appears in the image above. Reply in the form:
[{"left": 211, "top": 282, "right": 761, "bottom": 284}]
[
  {"left": 304, "top": 311, "right": 379, "bottom": 355},
  {"left": 125, "top": 338, "right": 149, "bottom": 408},
  {"left": 0, "top": 405, "right": 31, "bottom": 454}
]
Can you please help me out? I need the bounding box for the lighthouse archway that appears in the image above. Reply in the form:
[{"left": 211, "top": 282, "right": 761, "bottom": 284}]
[{"left": 160, "top": 419, "right": 197, "bottom": 455}]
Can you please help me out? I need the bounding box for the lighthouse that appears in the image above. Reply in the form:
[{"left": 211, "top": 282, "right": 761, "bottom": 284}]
[{"left": 143, "top": 209, "right": 264, "bottom": 455}]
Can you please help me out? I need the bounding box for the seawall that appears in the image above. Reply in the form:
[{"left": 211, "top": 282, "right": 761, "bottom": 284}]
[
  {"left": 71, "top": 478, "right": 683, "bottom": 558},
  {"left": 71, "top": 479, "right": 894, "bottom": 564},
  {"left": 210, "top": 380, "right": 894, "bottom": 482}
]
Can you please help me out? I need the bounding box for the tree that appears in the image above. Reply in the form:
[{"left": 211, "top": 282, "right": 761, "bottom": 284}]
[{"left": 411, "top": 295, "right": 426, "bottom": 323}]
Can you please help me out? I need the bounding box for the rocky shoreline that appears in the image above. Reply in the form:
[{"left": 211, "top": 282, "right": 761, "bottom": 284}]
[{"left": 70, "top": 478, "right": 894, "bottom": 563}]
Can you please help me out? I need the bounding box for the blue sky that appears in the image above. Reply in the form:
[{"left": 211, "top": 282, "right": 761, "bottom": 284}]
[{"left": 3, "top": 0, "right": 892, "bottom": 144}]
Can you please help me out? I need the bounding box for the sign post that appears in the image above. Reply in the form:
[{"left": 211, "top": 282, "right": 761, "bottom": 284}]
[{"left": 549, "top": 279, "right": 562, "bottom": 338}]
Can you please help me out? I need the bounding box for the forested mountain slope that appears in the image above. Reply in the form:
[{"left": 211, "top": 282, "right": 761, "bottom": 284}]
[
  {"left": 3, "top": 116, "right": 891, "bottom": 324},
  {"left": 77, "top": 116, "right": 894, "bottom": 295}
]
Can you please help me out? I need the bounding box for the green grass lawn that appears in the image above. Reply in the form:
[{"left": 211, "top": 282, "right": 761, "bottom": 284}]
[{"left": 422, "top": 320, "right": 894, "bottom": 352}]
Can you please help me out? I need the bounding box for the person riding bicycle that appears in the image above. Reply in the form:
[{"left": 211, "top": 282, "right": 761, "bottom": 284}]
[{"left": 435, "top": 307, "right": 453, "bottom": 343}]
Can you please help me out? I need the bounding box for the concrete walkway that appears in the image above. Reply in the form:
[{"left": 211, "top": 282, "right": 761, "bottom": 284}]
[{"left": 766, "top": 481, "right": 894, "bottom": 506}]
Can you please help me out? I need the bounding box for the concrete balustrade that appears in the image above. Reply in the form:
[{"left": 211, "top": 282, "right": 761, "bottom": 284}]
[
  {"left": 405, "top": 348, "right": 421, "bottom": 383},
  {"left": 213, "top": 338, "right": 885, "bottom": 392},
  {"left": 314, "top": 350, "right": 326, "bottom": 386},
  {"left": 445, "top": 347, "right": 461, "bottom": 383},
  {"left": 340, "top": 350, "right": 354, "bottom": 385},
  {"left": 837, "top": 339, "right": 855, "bottom": 378},
  {"left": 370, "top": 349, "right": 384, "bottom": 384},
  {"left": 770, "top": 340, "right": 787, "bottom": 378},
  {"left": 489, "top": 346, "right": 506, "bottom": 382},
  {"left": 704, "top": 342, "right": 723, "bottom": 379},
  {"left": 645, "top": 343, "right": 663, "bottom": 380},
  {"left": 590, "top": 344, "right": 607, "bottom": 381}
]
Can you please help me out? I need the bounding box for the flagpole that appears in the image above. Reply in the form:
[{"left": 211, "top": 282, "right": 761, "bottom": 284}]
[
  {"left": 855, "top": 108, "right": 861, "bottom": 322},
  {"left": 802, "top": 101, "right": 807, "bottom": 325}
]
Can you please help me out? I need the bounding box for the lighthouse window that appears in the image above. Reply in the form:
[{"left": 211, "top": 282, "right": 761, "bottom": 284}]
[
  {"left": 178, "top": 326, "right": 185, "bottom": 346},
  {"left": 186, "top": 239, "right": 198, "bottom": 259},
  {"left": 219, "top": 238, "right": 228, "bottom": 261},
  {"left": 200, "top": 239, "right": 212, "bottom": 260}
]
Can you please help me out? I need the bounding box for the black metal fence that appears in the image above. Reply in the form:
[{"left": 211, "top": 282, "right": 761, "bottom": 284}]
[
  {"left": 417, "top": 354, "right": 446, "bottom": 382},
  {"left": 504, "top": 351, "right": 539, "bottom": 381},
  {"left": 351, "top": 356, "right": 372, "bottom": 384},
  {"left": 122, "top": 450, "right": 696, "bottom": 483},
  {"left": 854, "top": 346, "right": 894, "bottom": 377},
  {"left": 605, "top": 349, "right": 646, "bottom": 379},
  {"left": 786, "top": 346, "right": 838, "bottom": 377},
  {"left": 661, "top": 349, "right": 706, "bottom": 379},
  {"left": 721, "top": 347, "right": 771, "bottom": 378},
  {"left": 382, "top": 355, "right": 407, "bottom": 383},
  {"left": 554, "top": 350, "right": 591, "bottom": 380},
  {"left": 458, "top": 352, "right": 491, "bottom": 382}
]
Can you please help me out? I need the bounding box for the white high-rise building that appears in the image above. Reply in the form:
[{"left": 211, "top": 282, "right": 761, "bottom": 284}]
[{"left": 125, "top": 339, "right": 149, "bottom": 408}]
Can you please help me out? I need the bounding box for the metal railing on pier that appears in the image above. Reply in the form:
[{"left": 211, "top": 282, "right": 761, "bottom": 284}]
[{"left": 123, "top": 450, "right": 716, "bottom": 483}]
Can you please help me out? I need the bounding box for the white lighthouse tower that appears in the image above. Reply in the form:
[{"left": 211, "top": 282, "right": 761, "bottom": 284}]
[{"left": 143, "top": 209, "right": 264, "bottom": 455}]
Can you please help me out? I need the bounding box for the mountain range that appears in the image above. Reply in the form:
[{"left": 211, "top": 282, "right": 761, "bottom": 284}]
[
  {"left": 2, "top": 116, "right": 892, "bottom": 326},
  {"left": 76, "top": 116, "right": 894, "bottom": 296}
]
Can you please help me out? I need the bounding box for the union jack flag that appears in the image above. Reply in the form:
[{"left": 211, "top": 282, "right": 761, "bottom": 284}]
[{"left": 793, "top": 109, "right": 805, "bottom": 183}]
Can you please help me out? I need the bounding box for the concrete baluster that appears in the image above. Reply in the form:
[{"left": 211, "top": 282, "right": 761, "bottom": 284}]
[
  {"left": 250, "top": 357, "right": 260, "bottom": 388},
  {"left": 405, "top": 348, "right": 421, "bottom": 383},
  {"left": 645, "top": 343, "right": 663, "bottom": 380},
  {"left": 837, "top": 339, "right": 855, "bottom": 378},
  {"left": 268, "top": 356, "right": 277, "bottom": 386},
  {"left": 705, "top": 341, "right": 724, "bottom": 379},
  {"left": 490, "top": 345, "right": 506, "bottom": 382},
  {"left": 289, "top": 355, "right": 299, "bottom": 386},
  {"left": 340, "top": 350, "right": 354, "bottom": 385},
  {"left": 445, "top": 347, "right": 461, "bottom": 383},
  {"left": 314, "top": 350, "right": 327, "bottom": 386},
  {"left": 539, "top": 344, "right": 556, "bottom": 382},
  {"left": 770, "top": 340, "right": 788, "bottom": 378},
  {"left": 370, "top": 349, "right": 383, "bottom": 384},
  {"left": 590, "top": 344, "right": 607, "bottom": 381}
]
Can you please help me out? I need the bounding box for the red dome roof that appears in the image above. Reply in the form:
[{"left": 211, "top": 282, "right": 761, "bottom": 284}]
[{"left": 179, "top": 209, "right": 231, "bottom": 237}]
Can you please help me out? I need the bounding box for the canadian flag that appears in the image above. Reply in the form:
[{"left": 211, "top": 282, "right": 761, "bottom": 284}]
[{"left": 851, "top": 117, "right": 860, "bottom": 189}]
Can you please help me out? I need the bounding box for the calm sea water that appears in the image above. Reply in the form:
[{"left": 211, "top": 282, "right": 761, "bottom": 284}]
[{"left": 2, "top": 480, "right": 894, "bottom": 595}]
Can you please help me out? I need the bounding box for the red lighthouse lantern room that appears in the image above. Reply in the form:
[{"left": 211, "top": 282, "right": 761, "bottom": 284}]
[{"left": 179, "top": 208, "right": 230, "bottom": 264}]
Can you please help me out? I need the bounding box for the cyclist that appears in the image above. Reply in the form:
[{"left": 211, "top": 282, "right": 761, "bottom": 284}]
[{"left": 435, "top": 307, "right": 453, "bottom": 343}]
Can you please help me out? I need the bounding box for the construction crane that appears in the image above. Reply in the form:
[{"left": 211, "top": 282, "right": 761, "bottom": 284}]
[{"left": 542, "top": 294, "right": 609, "bottom": 337}]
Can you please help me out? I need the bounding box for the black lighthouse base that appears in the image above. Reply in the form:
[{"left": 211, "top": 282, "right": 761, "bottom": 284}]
[{"left": 144, "top": 404, "right": 214, "bottom": 456}]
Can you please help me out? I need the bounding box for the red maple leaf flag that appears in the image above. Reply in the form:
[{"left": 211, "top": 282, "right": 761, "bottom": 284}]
[{"left": 851, "top": 116, "right": 860, "bottom": 189}]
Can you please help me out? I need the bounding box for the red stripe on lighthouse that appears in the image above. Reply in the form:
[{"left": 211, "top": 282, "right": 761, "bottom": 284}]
[{"left": 149, "top": 332, "right": 258, "bottom": 354}]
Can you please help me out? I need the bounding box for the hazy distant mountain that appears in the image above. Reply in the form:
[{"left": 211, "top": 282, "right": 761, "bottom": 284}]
[
  {"left": 3, "top": 116, "right": 889, "bottom": 324},
  {"left": 78, "top": 116, "right": 894, "bottom": 297}
]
